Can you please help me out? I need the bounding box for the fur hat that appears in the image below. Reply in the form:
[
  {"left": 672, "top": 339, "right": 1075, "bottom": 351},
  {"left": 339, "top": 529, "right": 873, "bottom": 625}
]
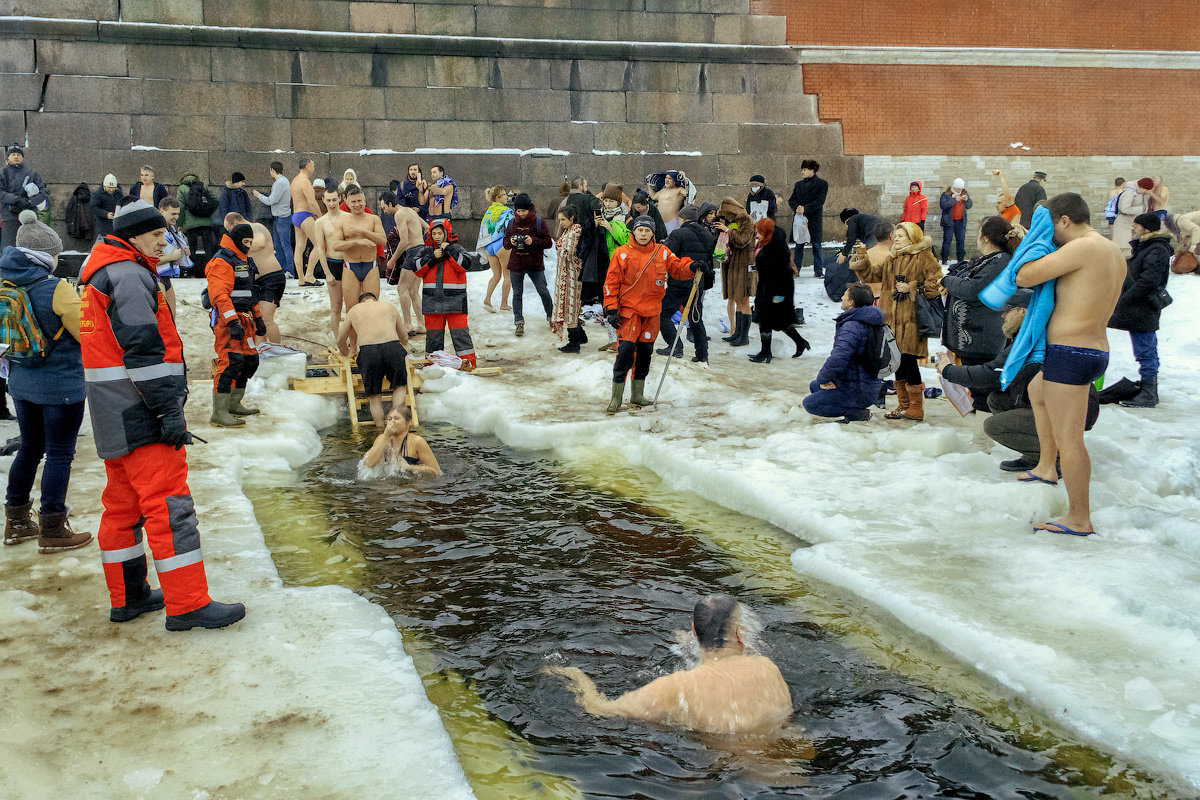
[
  {"left": 1134, "top": 212, "right": 1161, "bottom": 232},
  {"left": 14, "top": 209, "right": 62, "bottom": 258},
  {"left": 112, "top": 199, "right": 167, "bottom": 240},
  {"left": 602, "top": 184, "right": 623, "bottom": 202},
  {"left": 630, "top": 215, "right": 657, "bottom": 233},
  {"left": 1137, "top": 177, "right": 1155, "bottom": 191}
]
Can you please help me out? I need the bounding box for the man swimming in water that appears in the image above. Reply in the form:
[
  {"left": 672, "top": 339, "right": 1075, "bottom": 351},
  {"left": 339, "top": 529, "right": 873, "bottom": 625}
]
[
  {"left": 336, "top": 291, "right": 409, "bottom": 427},
  {"left": 548, "top": 594, "right": 792, "bottom": 734}
]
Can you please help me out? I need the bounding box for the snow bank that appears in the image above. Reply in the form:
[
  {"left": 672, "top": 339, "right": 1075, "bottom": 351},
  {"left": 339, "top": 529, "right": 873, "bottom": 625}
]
[
  {"left": 413, "top": 263, "right": 1200, "bottom": 792},
  {"left": 0, "top": 351, "right": 474, "bottom": 799}
]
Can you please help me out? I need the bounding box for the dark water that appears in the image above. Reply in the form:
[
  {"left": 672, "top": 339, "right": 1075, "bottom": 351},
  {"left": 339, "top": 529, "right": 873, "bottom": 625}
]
[{"left": 250, "top": 423, "right": 1163, "bottom": 800}]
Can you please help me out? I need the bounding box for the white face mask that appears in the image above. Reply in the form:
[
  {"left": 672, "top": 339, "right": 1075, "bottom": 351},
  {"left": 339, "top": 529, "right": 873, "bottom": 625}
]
[{"left": 751, "top": 185, "right": 762, "bottom": 194}]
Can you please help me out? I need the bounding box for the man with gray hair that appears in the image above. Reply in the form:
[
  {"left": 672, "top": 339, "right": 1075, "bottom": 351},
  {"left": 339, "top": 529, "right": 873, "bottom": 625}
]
[{"left": 547, "top": 593, "right": 792, "bottom": 734}]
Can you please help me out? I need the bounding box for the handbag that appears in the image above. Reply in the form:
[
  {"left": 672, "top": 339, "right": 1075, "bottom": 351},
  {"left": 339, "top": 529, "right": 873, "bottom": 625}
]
[
  {"left": 1171, "top": 249, "right": 1198, "bottom": 274},
  {"left": 1148, "top": 288, "right": 1173, "bottom": 311},
  {"left": 914, "top": 292, "right": 945, "bottom": 338}
]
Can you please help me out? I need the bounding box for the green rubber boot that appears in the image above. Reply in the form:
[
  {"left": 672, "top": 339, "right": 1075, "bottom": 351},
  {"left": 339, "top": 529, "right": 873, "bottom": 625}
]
[
  {"left": 229, "top": 387, "right": 260, "bottom": 416},
  {"left": 210, "top": 392, "right": 245, "bottom": 427},
  {"left": 605, "top": 382, "right": 624, "bottom": 415},
  {"left": 629, "top": 379, "right": 652, "bottom": 407}
]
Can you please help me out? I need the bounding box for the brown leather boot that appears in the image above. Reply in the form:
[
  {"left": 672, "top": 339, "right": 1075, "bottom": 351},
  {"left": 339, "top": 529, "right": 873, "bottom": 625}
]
[
  {"left": 4, "top": 501, "right": 38, "bottom": 545},
  {"left": 38, "top": 511, "right": 93, "bottom": 554},
  {"left": 884, "top": 379, "right": 909, "bottom": 419},
  {"left": 904, "top": 382, "right": 926, "bottom": 421}
]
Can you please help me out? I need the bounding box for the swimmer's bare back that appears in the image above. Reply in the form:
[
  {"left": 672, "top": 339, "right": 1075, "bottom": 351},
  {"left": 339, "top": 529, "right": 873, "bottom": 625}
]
[{"left": 549, "top": 656, "right": 792, "bottom": 735}]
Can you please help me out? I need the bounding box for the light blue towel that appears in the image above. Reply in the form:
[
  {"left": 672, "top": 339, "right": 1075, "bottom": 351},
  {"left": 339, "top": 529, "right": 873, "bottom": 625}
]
[{"left": 978, "top": 205, "right": 1056, "bottom": 389}]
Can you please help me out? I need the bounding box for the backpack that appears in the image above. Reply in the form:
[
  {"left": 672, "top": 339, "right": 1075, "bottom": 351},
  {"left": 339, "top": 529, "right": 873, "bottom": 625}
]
[
  {"left": 857, "top": 322, "right": 901, "bottom": 380},
  {"left": 0, "top": 278, "right": 64, "bottom": 365},
  {"left": 65, "top": 183, "right": 94, "bottom": 241},
  {"left": 1104, "top": 189, "right": 1127, "bottom": 225},
  {"left": 185, "top": 180, "right": 218, "bottom": 218}
]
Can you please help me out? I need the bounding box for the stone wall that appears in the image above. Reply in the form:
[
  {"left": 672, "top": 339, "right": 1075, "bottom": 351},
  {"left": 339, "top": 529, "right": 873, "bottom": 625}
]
[{"left": 0, "top": 12, "right": 878, "bottom": 248}]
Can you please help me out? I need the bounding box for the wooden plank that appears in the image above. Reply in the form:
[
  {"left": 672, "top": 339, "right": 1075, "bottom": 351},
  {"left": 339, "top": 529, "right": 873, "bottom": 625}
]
[
  {"left": 405, "top": 358, "right": 419, "bottom": 427},
  {"left": 342, "top": 355, "right": 359, "bottom": 431}
]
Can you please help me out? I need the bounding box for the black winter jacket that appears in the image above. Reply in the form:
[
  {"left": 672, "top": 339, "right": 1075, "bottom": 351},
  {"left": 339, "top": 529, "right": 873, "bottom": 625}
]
[
  {"left": 564, "top": 191, "right": 604, "bottom": 282},
  {"left": 753, "top": 228, "right": 796, "bottom": 331},
  {"left": 1108, "top": 232, "right": 1172, "bottom": 333},
  {"left": 940, "top": 250, "right": 1010, "bottom": 359},
  {"left": 788, "top": 177, "right": 828, "bottom": 218},
  {"left": 89, "top": 186, "right": 124, "bottom": 237},
  {"left": 840, "top": 213, "right": 883, "bottom": 259},
  {"left": 746, "top": 187, "right": 777, "bottom": 221},
  {"left": 665, "top": 220, "right": 716, "bottom": 291}
]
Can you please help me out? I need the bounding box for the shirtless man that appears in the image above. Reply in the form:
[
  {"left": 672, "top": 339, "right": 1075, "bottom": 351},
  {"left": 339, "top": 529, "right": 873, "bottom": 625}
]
[
  {"left": 548, "top": 594, "right": 792, "bottom": 735},
  {"left": 384, "top": 194, "right": 429, "bottom": 335},
  {"left": 1015, "top": 193, "right": 1125, "bottom": 536},
  {"left": 335, "top": 292, "right": 409, "bottom": 426},
  {"left": 135, "top": 165, "right": 159, "bottom": 206},
  {"left": 332, "top": 185, "right": 386, "bottom": 317},
  {"left": 309, "top": 186, "right": 348, "bottom": 333},
  {"left": 290, "top": 158, "right": 323, "bottom": 286},
  {"left": 422, "top": 164, "right": 454, "bottom": 222},
  {"left": 649, "top": 172, "right": 687, "bottom": 232},
  {"left": 224, "top": 212, "right": 285, "bottom": 344}
]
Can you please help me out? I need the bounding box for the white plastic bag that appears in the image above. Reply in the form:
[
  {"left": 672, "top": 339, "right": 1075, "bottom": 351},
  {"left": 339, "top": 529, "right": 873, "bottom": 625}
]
[
  {"left": 427, "top": 350, "right": 463, "bottom": 370},
  {"left": 792, "top": 213, "right": 810, "bottom": 245}
]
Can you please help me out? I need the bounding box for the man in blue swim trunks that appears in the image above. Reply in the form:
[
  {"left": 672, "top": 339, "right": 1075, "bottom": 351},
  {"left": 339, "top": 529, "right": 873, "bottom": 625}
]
[
  {"left": 332, "top": 184, "right": 386, "bottom": 319},
  {"left": 1015, "top": 193, "right": 1125, "bottom": 536},
  {"left": 290, "top": 158, "right": 323, "bottom": 286}
]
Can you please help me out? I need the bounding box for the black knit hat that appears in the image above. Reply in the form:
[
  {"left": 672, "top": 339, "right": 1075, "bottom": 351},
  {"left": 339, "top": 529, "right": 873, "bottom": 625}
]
[
  {"left": 6, "top": 143, "right": 23, "bottom": 157},
  {"left": 513, "top": 192, "right": 533, "bottom": 210},
  {"left": 1134, "top": 212, "right": 1161, "bottom": 232},
  {"left": 749, "top": 174, "right": 765, "bottom": 184},
  {"left": 630, "top": 215, "right": 657, "bottom": 233},
  {"left": 112, "top": 199, "right": 167, "bottom": 240},
  {"left": 231, "top": 171, "right": 246, "bottom": 183}
]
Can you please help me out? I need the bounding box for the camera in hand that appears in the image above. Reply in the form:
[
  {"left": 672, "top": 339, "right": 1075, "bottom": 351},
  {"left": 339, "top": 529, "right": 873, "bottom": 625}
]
[{"left": 514, "top": 235, "right": 526, "bottom": 251}]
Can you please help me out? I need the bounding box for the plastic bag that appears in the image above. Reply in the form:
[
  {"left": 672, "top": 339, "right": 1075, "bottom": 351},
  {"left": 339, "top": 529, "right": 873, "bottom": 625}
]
[{"left": 427, "top": 350, "right": 463, "bottom": 370}]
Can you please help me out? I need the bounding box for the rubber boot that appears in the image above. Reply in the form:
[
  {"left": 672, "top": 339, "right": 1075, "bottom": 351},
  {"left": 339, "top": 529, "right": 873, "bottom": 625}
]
[
  {"left": 228, "top": 387, "right": 260, "bottom": 416},
  {"left": 210, "top": 392, "right": 246, "bottom": 428},
  {"left": 729, "top": 312, "right": 751, "bottom": 347},
  {"left": 111, "top": 588, "right": 166, "bottom": 623},
  {"left": 885, "top": 379, "right": 910, "bottom": 419},
  {"left": 1120, "top": 377, "right": 1158, "bottom": 408},
  {"left": 629, "top": 379, "right": 652, "bottom": 407},
  {"left": 4, "top": 501, "right": 38, "bottom": 545},
  {"left": 903, "top": 382, "right": 925, "bottom": 421},
  {"left": 605, "top": 382, "right": 625, "bottom": 414},
  {"left": 748, "top": 331, "right": 773, "bottom": 363},
  {"left": 37, "top": 511, "right": 92, "bottom": 554},
  {"left": 165, "top": 600, "right": 247, "bottom": 632}
]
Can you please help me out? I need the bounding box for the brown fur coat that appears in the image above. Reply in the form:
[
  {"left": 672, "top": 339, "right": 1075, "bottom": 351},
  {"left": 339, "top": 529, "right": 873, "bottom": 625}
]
[{"left": 851, "top": 234, "right": 942, "bottom": 357}]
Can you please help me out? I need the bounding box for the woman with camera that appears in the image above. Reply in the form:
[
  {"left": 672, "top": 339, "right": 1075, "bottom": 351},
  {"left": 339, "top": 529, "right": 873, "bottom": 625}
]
[
  {"left": 502, "top": 193, "right": 554, "bottom": 337},
  {"left": 851, "top": 220, "right": 942, "bottom": 420}
]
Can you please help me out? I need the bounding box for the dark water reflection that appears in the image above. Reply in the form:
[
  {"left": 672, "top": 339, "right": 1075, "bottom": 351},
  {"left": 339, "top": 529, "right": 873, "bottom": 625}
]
[{"left": 254, "top": 423, "right": 1157, "bottom": 800}]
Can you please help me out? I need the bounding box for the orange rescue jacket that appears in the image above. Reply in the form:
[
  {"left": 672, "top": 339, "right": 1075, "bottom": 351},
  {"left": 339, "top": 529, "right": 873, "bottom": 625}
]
[{"left": 603, "top": 239, "right": 695, "bottom": 318}]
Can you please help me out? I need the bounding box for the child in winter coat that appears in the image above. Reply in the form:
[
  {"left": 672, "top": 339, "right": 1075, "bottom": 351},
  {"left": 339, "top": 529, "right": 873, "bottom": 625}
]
[{"left": 411, "top": 220, "right": 484, "bottom": 368}]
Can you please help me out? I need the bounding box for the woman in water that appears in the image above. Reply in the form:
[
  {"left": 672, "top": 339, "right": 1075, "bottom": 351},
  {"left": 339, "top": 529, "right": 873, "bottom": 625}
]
[{"left": 362, "top": 407, "right": 440, "bottom": 476}]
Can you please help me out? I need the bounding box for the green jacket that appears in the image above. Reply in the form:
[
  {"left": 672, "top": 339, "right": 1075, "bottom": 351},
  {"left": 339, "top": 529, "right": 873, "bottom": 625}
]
[
  {"left": 604, "top": 218, "right": 629, "bottom": 258},
  {"left": 176, "top": 173, "right": 212, "bottom": 230}
]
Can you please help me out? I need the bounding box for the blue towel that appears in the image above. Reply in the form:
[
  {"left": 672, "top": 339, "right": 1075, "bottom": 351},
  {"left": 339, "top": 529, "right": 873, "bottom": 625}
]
[{"left": 978, "top": 205, "right": 1057, "bottom": 389}]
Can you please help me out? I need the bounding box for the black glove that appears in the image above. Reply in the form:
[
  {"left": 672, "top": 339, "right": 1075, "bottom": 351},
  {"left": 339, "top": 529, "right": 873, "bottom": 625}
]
[
  {"left": 227, "top": 319, "right": 245, "bottom": 340},
  {"left": 160, "top": 411, "right": 193, "bottom": 450},
  {"left": 604, "top": 308, "right": 621, "bottom": 328},
  {"left": 254, "top": 317, "right": 267, "bottom": 336}
]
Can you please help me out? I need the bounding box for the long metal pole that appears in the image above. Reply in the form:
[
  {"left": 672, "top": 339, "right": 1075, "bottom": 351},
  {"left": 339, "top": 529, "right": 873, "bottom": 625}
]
[{"left": 652, "top": 269, "right": 703, "bottom": 406}]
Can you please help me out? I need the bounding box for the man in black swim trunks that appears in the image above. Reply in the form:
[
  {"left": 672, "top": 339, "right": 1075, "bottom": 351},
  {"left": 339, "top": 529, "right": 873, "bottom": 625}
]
[
  {"left": 336, "top": 291, "right": 410, "bottom": 427},
  {"left": 225, "top": 212, "right": 284, "bottom": 343}
]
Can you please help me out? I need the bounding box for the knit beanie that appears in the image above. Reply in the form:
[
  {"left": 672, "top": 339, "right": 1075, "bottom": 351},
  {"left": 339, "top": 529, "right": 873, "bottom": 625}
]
[
  {"left": 602, "top": 184, "right": 623, "bottom": 202},
  {"left": 678, "top": 204, "right": 699, "bottom": 222},
  {"left": 6, "top": 144, "right": 23, "bottom": 157},
  {"left": 1134, "top": 212, "right": 1161, "bottom": 232},
  {"left": 102, "top": 173, "right": 118, "bottom": 188},
  {"left": 749, "top": 174, "right": 765, "bottom": 184},
  {"left": 630, "top": 215, "right": 656, "bottom": 233},
  {"left": 513, "top": 192, "right": 533, "bottom": 210},
  {"left": 1137, "top": 177, "right": 1154, "bottom": 191},
  {"left": 231, "top": 171, "right": 246, "bottom": 183},
  {"left": 952, "top": 178, "right": 965, "bottom": 190},
  {"left": 112, "top": 199, "right": 167, "bottom": 240},
  {"left": 14, "top": 209, "right": 62, "bottom": 258}
]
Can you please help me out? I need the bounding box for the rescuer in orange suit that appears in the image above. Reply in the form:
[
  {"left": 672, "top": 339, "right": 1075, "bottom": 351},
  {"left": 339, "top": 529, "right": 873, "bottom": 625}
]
[
  {"left": 205, "top": 223, "right": 266, "bottom": 427},
  {"left": 78, "top": 199, "right": 245, "bottom": 631},
  {"left": 602, "top": 215, "right": 698, "bottom": 414}
]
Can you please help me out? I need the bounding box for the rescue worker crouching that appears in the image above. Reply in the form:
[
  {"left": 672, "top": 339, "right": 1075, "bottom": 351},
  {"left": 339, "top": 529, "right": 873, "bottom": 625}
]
[
  {"left": 603, "top": 215, "right": 699, "bottom": 413},
  {"left": 78, "top": 199, "right": 245, "bottom": 630},
  {"left": 408, "top": 220, "right": 485, "bottom": 368},
  {"left": 205, "top": 223, "right": 267, "bottom": 427}
]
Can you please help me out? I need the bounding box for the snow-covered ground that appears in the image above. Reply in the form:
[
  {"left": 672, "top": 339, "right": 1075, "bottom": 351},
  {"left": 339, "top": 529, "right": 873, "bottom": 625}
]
[
  {"left": 409, "top": 260, "right": 1200, "bottom": 793},
  {"left": 0, "top": 292, "right": 474, "bottom": 799}
]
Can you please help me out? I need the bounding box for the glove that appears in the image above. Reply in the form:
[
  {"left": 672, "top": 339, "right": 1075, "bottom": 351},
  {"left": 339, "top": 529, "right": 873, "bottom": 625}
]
[
  {"left": 603, "top": 308, "right": 621, "bottom": 328},
  {"left": 227, "top": 319, "right": 245, "bottom": 340},
  {"left": 160, "top": 410, "right": 193, "bottom": 450},
  {"left": 254, "top": 317, "right": 267, "bottom": 336}
]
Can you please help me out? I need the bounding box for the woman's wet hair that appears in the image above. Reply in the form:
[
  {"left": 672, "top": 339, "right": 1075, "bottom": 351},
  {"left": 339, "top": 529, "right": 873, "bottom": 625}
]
[
  {"left": 388, "top": 406, "right": 412, "bottom": 422},
  {"left": 979, "top": 215, "right": 1020, "bottom": 255},
  {"left": 693, "top": 593, "right": 739, "bottom": 651}
]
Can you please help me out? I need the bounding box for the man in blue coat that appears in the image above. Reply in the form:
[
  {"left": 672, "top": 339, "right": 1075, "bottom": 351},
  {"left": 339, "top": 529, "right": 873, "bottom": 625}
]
[{"left": 804, "top": 282, "right": 885, "bottom": 422}]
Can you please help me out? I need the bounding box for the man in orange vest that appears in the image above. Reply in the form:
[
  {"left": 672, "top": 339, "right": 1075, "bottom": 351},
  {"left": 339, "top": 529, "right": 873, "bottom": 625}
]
[
  {"left": 79, "top": 199, "right": 245, "bottom": 631},
  {"left": 205, "top": 222, "right": 266, "bottom": 427},
  {"left": 602, "top": 215, "right": 697, "bottom": 413}
]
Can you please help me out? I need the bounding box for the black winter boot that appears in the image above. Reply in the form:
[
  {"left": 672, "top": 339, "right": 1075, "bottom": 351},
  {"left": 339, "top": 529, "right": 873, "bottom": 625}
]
[
  {"left": 1121, "top": 377, "right": 1159, "bottom": 408},
  {"left": 166, "top": 600, "right": 247, "bottom": 631},
  {"left": 783, "top": 326, "right": 810, "bottom": 357},
  {"left": 748, "top": 332, "right": 773, "bottom": 363},
  {"left": 728, "top": 312, "right": 751, "bottom": 347}
]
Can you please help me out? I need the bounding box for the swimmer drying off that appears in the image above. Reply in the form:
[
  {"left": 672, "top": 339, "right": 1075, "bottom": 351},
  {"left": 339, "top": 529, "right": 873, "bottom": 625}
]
[
  {"left": 363, "top": 406, "right": 440, "bottom": 475},
  {"left": 337, "top": 291, "right": 409, "bottom": 427},
  {"left": 290, "top": 158, "right": 323, "bottom": 286},
  {"left": 1015, "top": 193, "right": 1125, "bottom": 536},
  {"left": 548, "top": 594, "right": 792, "bottom": 735}
]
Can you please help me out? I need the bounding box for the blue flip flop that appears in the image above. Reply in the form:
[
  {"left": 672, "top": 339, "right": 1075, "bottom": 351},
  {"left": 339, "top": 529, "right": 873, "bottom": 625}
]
[
  {"left": 1034, "top": 522, "right": 1093, "bottom": 537},
  {"left": 1018, "top": 470, "right": 1058, "bottom": 486}
]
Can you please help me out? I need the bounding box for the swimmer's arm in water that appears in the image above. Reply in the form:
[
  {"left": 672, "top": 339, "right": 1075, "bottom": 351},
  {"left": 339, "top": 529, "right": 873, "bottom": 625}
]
[
  {"left": 410, "top": 434, "right": 441, "bottom": 476},
  {"left": 335, "top": 314, "right": 354, "bottom": 356},
  {"left": 546, "top": 666, "right": 676, "bottom": 725},
  {"left": 363, "top": 432, "right": 388, "bottom": 469}
]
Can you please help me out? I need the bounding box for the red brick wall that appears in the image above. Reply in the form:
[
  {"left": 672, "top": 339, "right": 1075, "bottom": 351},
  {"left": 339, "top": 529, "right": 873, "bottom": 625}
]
[
  {"left": 804, "top": 64, "right": 1200, "bottom": 156},
  {"left": 753, "top": 0, "right": 1192, "bottom": 50}
]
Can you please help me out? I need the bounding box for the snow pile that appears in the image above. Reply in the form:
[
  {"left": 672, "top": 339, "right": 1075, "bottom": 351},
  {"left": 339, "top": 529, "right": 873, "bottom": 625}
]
[
  {"left": 0, "top": 316, "right": 474, "bottom": 799},
  {"left": 409, "top": 260, "right": 1200, "bottom": 792}
]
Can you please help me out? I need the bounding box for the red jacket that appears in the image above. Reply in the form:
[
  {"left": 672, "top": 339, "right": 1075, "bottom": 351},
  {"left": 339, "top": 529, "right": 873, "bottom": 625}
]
[
  {"left": 901, "top": 181, "right": 927, "bottom": 224},
  {"left": 79, "top": 235, "right": 187, "bottom": 459},
  {"left": 604, "top": 239, "right": 695, "bottom": 318},
  {"left": 413, "top": 221, "right": 477, "bottom": 314},
  {"left": 205, "top": 234, "right": 261, "bottom": 326}
]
